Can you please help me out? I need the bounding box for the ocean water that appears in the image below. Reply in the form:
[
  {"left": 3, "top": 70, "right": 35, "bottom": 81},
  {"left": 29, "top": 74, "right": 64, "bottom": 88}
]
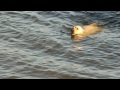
[{"left": 0, "top": 11, "right": 120, "bottom": 79}]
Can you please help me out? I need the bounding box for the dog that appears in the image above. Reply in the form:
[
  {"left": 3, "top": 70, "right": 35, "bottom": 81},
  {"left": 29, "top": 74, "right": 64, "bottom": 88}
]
[{"left": 71, "top": 23, "right": 101, "bottom": 40}]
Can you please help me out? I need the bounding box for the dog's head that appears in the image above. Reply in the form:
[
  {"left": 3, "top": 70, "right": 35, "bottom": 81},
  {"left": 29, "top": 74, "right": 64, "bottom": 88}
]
[
  {"left": 71, "top": 26, "right": 84, "bottom": 40},
  {"left": 71, "top": 26, "right": 84, "bottom": 36}
]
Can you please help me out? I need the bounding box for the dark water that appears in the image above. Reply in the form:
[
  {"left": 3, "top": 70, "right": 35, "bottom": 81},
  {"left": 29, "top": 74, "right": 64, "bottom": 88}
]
[{"left": 0, "top": 11, "right": 120, "bottom": 79}]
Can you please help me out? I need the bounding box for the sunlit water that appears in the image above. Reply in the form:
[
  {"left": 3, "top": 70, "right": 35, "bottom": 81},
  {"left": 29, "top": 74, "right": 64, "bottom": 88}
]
[{"left": 0, "top": 11, "right": 120, "bottom": 79}]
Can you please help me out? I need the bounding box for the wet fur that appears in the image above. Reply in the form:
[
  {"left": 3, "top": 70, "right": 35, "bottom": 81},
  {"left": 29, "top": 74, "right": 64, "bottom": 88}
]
[{"left": 71, "top": 23, "right": 101, "bottom": 40}]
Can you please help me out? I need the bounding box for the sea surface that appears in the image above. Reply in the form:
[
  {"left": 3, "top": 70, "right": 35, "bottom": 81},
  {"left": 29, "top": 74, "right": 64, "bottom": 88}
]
[{"left": 0, "top": 11, "right": 120, "bottom": 79}]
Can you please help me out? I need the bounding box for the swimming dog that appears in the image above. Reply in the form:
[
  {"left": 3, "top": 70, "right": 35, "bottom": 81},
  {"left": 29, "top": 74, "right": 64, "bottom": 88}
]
[{"left": 71, "top": 23, "right": 101, "bottom": 40}]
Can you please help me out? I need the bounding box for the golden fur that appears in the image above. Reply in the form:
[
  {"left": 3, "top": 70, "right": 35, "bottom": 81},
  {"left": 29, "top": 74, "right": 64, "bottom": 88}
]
[{"left": 71, "top": 23, "right": 101, "bottom": 40}]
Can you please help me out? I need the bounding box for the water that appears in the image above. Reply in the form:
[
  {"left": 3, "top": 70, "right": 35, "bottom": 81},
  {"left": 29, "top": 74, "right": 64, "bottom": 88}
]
[{"left": 0, "top": 11, "right": 120, "bottom": 79}]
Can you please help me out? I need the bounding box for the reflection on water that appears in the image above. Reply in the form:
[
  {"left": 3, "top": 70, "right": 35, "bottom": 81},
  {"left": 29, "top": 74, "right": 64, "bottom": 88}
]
[{"left": 71, "top": 42, "right": 83, "bottom": 51}]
